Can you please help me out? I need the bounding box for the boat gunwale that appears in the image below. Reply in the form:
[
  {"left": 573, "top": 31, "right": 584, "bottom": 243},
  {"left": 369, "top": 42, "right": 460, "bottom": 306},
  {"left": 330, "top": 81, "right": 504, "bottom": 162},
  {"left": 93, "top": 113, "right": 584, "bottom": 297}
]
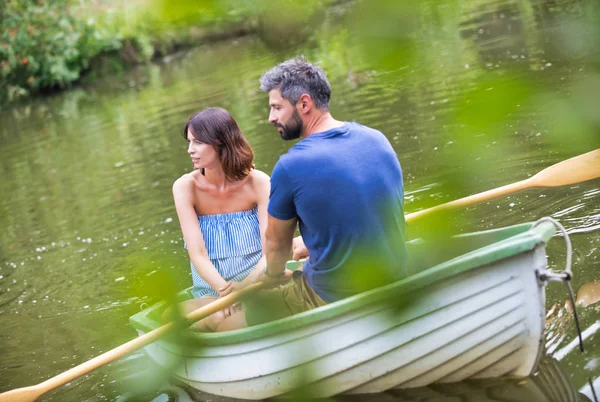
[{"left": 129, "top": 221, "right": 555, "bottom": 346}]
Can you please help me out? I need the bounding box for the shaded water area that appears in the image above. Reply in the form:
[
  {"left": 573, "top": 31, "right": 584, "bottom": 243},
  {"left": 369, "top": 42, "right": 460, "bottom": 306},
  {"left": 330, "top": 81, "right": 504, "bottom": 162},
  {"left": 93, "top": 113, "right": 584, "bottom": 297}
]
[{"left": 1, "top": 0, "right": 599, "bottom": 401}]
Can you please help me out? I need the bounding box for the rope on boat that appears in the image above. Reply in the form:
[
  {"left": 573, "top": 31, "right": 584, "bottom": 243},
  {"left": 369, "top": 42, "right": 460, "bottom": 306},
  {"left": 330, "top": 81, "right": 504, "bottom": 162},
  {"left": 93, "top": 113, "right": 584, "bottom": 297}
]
[
  {"left": 589, "top": 377, "right": 599, "bottom": 402},
  {"left": 533, "top": 216, "right": 584, "bottom": 353}
]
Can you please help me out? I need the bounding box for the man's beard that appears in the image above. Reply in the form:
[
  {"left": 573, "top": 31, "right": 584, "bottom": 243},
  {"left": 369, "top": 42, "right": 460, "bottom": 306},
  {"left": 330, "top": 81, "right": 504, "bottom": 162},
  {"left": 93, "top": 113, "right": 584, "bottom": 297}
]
[{"left": 276, "top": 109, "right": 303, "bottom": 141}]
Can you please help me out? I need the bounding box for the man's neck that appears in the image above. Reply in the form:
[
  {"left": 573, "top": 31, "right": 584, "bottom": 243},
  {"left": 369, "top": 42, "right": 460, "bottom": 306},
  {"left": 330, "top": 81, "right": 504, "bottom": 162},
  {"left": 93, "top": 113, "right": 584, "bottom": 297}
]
[{"left": 302, "top": 112, "right": 344, "bottom": 138}]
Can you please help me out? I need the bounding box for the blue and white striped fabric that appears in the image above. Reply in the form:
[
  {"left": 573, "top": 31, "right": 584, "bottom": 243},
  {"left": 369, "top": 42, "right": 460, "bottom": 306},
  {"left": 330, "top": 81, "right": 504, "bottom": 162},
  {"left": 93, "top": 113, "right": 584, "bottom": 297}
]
[{"left": 186, "top": 205, "right": 262, "bottom": 298}]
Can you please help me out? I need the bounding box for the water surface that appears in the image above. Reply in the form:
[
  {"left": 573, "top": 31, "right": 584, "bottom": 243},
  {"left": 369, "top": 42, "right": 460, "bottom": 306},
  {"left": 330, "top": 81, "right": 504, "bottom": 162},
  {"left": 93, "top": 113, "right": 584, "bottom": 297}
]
[{"left": 0, "top": 1, "right": 598, "bottom": 401}]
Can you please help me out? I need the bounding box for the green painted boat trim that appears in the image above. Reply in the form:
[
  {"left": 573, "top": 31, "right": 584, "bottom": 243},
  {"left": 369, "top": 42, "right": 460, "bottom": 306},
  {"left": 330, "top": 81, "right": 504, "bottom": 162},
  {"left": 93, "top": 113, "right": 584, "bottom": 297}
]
[{"left": 130, "top": 221, "right": 555, "bottom": 346}]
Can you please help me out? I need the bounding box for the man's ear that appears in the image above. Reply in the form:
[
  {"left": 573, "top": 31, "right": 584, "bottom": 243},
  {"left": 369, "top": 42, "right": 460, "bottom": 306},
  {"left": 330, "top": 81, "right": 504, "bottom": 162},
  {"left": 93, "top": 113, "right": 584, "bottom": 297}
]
[{"left": 298, "top": 94, "right": 313, "bottom": 114}]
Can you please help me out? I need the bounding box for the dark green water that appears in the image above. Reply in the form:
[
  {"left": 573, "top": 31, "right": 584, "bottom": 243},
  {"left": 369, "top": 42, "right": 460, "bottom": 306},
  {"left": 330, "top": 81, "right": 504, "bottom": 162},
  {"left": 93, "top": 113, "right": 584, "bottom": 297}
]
[{"left": 1, "top": 1, "right": 599, "bottom": 401}]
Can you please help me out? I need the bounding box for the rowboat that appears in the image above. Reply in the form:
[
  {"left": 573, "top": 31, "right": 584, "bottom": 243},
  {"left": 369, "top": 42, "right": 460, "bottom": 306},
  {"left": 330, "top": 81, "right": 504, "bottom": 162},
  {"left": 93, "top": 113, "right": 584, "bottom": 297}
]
[{"left": 129, "top": 220, "right": 561, "bottom": 399}]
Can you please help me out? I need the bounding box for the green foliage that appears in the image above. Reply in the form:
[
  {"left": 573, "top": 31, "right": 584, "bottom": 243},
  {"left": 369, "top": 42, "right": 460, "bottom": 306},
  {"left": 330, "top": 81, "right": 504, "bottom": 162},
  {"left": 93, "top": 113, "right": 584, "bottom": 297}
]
[
  {"left": 149, "top": 0, "right": 227, "bottom": 27},
  {"left": 0, "top": 0, "right": 121, "bottom": 105}
]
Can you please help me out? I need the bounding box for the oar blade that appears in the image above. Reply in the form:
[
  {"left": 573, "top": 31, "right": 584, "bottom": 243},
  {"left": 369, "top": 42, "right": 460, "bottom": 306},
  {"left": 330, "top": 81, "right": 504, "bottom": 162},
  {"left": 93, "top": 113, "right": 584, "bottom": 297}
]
[
  {"left": 530, "top": 149, "right": 600, "bottom": 188},
  {"left": 0, "top": 385, "right": 43, "bottom": 402}
]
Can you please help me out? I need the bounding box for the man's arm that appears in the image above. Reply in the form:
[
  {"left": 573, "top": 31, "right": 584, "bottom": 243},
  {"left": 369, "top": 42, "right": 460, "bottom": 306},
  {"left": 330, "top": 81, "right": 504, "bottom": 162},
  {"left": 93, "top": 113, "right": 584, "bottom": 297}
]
[{"left": 265, "top": 214, "right": 297, "bottom": 277}]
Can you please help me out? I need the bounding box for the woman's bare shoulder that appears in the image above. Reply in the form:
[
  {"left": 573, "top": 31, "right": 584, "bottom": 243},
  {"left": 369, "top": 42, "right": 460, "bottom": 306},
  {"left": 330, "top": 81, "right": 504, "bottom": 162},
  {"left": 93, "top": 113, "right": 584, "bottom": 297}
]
[
  {"left": 248, "top": 169, "right": 270, "bottom": 184},
  {"left": 247, "top": 169, "right": 270, "bottom": 202},
  {"left": 173, "top": 172, "right": 198, "bottom": 193}
]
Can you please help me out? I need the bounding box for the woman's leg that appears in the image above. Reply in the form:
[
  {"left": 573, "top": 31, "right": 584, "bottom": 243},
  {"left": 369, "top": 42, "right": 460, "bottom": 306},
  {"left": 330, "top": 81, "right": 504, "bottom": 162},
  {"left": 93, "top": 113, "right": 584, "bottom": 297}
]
[
  {"left": 162, "top": 297, "right": 224, "bottom": 331},
  {"left": 182, "top": 297, "right": 229, "bottom": 331},
  {"left": 215, "top": 305, "right": 248, "bottom": 332}
]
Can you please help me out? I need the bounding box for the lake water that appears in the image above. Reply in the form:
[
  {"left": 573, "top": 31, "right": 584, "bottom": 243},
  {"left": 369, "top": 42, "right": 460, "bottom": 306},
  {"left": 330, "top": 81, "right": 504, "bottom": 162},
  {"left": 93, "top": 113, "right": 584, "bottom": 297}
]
[{"left": 0, "top": 1, "right": 598, "bottom": 401}]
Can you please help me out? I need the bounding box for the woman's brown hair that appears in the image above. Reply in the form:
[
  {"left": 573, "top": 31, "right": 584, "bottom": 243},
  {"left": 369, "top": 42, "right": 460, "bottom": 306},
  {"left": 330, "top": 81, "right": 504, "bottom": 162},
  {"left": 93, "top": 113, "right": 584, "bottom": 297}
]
[{"left": 183, "top": 108, "right": 255, "bottom": 182}]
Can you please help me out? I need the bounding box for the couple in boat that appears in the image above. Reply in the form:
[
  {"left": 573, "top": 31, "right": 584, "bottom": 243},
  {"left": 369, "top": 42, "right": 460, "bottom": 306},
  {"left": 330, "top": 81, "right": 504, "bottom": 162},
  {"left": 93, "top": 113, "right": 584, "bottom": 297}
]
[{"left": 171, "top": 58, "right": 408, "bottom": 331}]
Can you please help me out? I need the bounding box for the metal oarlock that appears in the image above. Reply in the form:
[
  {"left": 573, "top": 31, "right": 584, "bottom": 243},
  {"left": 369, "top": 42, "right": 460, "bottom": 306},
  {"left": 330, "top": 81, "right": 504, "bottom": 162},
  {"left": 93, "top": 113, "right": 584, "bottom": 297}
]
[{"left": 534, "top": 217, "right": 584, "bottom": 353}]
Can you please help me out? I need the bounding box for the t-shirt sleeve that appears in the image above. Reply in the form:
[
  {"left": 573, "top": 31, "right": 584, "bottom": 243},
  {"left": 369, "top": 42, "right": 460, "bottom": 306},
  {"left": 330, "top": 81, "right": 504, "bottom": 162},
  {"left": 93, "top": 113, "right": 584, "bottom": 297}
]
[{"left": 268, "top": 161, "right": 297, "bottom": 220}]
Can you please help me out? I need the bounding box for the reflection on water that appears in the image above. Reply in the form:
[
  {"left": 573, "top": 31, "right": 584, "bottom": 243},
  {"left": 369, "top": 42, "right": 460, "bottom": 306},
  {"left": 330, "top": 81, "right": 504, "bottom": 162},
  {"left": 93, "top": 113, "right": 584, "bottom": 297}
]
[
  {"left": 546, "top": 280, "right": 600, "bottom": 364},
  {"left": 0, "top": 0, "right": 599, "bottom": 401},
  {"left": 112, "top": 357, "right": 591, "bottom": 402}
]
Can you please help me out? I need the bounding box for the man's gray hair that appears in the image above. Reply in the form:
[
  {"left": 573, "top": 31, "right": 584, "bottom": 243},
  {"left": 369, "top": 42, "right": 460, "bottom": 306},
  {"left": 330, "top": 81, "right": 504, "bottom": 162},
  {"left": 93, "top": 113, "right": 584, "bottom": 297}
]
[{"left": 259, "top": 58, "right": 331, "bottom": 110}]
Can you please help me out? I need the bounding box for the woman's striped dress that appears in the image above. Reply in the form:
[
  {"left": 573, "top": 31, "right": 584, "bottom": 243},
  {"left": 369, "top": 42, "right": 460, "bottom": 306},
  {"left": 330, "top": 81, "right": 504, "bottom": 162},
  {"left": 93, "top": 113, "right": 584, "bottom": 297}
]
[{"left": 185, "top": 205, "right": 262, "bottom": 298}]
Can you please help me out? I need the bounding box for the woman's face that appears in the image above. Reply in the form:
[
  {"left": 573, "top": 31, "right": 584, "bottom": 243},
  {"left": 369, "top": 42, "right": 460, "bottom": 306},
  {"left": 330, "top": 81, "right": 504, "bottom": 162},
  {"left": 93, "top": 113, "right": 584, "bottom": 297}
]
[{"left": 186, "top": 129, "right": 219, "bottom": 170}]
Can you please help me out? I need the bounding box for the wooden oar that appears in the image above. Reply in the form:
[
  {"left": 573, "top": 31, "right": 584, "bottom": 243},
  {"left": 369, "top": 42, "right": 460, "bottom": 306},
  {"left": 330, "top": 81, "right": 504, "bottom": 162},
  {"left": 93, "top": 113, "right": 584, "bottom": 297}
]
[
  {"left": 0, "top": 282, "right": 264, "bottom": 402},
  {"left": 1, "top": 149, "right": 599, "bottom": 402},
  {"left": 405, "top": 149, "right": 600, "bottom": 223}
]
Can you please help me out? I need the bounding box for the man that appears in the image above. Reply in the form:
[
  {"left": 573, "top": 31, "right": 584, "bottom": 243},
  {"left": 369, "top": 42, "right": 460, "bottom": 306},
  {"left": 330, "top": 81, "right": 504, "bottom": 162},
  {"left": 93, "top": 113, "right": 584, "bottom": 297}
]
[{"left": 209, "top": 58, "right": 408, "bottom": 331}]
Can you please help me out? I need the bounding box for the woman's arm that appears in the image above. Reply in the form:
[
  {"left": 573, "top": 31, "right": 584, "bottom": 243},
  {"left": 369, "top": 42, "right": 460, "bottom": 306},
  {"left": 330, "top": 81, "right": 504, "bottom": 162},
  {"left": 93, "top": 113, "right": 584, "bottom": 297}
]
[
  {"left": 173, "top": 176, "right": 229, "bottom": 293},
  {"left": 238, "top": 171, "right": 270, "bottom": 287}
]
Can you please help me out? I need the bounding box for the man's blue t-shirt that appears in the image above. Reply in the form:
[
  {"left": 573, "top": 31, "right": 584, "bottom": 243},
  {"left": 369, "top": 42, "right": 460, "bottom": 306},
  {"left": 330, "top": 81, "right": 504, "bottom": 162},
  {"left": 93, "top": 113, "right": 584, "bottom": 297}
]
[{"left": 268, "top": 122, "right": 408, "bottom": 302}]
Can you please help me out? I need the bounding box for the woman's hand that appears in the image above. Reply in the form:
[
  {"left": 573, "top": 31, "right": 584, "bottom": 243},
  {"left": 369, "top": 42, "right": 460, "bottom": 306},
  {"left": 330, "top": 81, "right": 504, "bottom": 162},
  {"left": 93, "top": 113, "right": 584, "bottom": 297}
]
[
  {"left": 217, "top": 282, "right": 245, "bottom": 316},
  {"left": 218, "top": 281, "right": 244, "bottom": 297},
  {"left": 292, "top": 236, "right": 309, "bottom": 261}
]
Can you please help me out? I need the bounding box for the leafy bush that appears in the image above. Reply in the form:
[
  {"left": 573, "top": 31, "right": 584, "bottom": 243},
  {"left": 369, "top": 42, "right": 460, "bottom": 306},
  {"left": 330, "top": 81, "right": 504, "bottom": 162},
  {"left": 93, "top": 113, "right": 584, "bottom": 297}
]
[
  {"left": 0, "top": 0, "right": 122, "bottom": 106},
  {"left": 0, "top": 0, "right": 340, "bottom": 107}
]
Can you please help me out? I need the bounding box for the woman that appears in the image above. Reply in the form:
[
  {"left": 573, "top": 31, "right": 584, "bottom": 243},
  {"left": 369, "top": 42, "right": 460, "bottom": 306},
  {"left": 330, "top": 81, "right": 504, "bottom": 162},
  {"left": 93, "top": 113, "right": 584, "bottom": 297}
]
[{"left": 170, "top": 107, "right": 270, "bottom": 331}]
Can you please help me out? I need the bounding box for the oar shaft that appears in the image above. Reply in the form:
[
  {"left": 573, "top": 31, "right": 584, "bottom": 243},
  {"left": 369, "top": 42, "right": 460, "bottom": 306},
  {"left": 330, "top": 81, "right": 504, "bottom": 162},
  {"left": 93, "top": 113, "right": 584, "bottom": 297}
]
[
  {"left": 405, "top": 179, "right": 532, "bottom": 223},
  {"left": 43, "top": 323, "right": 176, "bottom": 395},
  {"left": 0, "top": 324, "right": 175, "bottom": 402},
  {"left": 42, "top": 284, "right": 261, "bottom": 390},
  {"left": 0, "top": 282, "right": 264, "bottom": 402}
]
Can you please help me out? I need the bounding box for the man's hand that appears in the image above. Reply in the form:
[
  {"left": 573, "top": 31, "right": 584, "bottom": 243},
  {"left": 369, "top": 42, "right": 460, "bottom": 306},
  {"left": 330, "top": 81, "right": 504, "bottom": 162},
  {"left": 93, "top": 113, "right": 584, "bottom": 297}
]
[
  {"left": 258, "top": 268, "right": 293, "bottom": 289},
  {"left": 292, "top": 236, "right": 309, "bottom": 261}
]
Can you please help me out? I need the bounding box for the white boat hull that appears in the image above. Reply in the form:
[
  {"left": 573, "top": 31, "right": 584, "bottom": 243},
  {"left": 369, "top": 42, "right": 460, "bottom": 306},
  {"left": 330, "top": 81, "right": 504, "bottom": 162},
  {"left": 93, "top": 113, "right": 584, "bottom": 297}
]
[{"left": 137, "top": 245, "right": 547, "bottom": 399}]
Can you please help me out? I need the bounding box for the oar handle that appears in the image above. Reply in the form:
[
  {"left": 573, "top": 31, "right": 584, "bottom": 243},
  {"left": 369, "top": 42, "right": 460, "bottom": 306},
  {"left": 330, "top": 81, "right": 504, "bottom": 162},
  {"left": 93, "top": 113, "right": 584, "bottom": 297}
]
[{"left": 186, "top": 282, "right": 264, "bottom": 322}]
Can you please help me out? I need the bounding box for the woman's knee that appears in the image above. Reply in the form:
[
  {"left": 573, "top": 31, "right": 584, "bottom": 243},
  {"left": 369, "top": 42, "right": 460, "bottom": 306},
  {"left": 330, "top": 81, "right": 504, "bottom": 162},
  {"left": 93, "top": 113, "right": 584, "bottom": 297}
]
[
  {"left": 161, "top": 305, "right": 181, "bottom": 323},
  {"left": 199, "top": 310, "right": 226, "bottom": 332},
  {"left": 215, "top": 310, "right": 247, "bottom": 332}
]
